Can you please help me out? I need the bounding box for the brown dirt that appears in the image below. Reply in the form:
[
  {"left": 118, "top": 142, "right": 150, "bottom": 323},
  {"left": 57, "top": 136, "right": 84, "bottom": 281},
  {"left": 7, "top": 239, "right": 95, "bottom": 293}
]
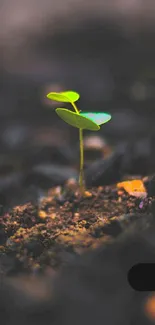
[{"left": 0, "top": 181, "right": 153, "bottom": 276}]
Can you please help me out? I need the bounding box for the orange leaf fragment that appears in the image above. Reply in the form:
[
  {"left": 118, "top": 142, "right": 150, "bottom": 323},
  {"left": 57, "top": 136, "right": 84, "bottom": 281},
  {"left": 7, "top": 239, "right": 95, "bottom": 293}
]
[
  {"left": 38, "top": 210, "right": 47, "bottom": 219},
  {"left": 117, "top": 180, "right": 147, "bottom": 198}
]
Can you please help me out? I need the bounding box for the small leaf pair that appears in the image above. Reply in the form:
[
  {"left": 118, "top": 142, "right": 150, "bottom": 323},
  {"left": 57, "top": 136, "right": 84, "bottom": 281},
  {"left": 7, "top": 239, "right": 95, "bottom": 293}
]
[{"left": 47, "top": 91, "right": 111, "bottom": 131}]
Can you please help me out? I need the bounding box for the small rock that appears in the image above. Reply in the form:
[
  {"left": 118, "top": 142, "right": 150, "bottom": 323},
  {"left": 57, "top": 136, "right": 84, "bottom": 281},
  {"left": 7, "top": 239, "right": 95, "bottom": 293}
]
[
  {"left": 24, "top": 164, "right": 78, "bottom": 189},
  {"left": 83, "top": 135, "right": 112, "bottom": 166},
  {"left": 65, "top": 178, "right": 78, "bottom": 191},
  {"left": 84, "top": 145, "right": 125, "bottom": 186},
  {"left": 144, "top": 175, "right": 155, "bottom": 196},
  {"left": 84, "top": 135, "right": 106, "bottom": 150},
  {"left": 121, "top": 138, "right": 153, "bottom": 175},
  {"left": 24, "top": 145, "right": 77, "bottom": 167}
]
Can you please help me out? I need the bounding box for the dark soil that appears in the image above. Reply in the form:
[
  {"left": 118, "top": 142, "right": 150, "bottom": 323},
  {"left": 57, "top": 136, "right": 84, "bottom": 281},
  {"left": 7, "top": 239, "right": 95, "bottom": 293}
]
[
  {"left": 0, "top": 177, "right": 155, "bottom": 325},
  {"left": 0, "top": 133, "right": 155, "bottom": 325},
  {"left": 0, "top": 180, "right": 153, "bottom": 276}
]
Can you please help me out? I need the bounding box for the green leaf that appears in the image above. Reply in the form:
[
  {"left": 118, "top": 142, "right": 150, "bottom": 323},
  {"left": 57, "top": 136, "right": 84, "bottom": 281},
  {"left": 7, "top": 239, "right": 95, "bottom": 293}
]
[
  {"left": 80, "top": 112, "right": 112, "bottom": 125},
  {"left": 56, "top": 108, "right": 100, "bottom": 131},
  {"left": 47, "top": 91, "right": 80, "bottom": 103}
]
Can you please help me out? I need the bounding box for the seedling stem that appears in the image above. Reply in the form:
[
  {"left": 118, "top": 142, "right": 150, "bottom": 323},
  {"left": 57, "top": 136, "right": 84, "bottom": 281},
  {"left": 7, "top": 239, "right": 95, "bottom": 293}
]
[{"left": 71, "top": 101, "right": 85, "bottom": 194}]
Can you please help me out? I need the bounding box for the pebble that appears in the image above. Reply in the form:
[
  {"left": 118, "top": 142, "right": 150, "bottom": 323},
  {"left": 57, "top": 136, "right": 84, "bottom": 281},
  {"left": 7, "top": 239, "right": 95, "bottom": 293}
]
[
  {"left": 144, "top": 175, "right": 155, "bottom": 196},
  {"left": 84, "top": 145, "right": 125, "bottom": 187},
  {"left": 24, "top": 164, "right": 78, "bottom": 189}
]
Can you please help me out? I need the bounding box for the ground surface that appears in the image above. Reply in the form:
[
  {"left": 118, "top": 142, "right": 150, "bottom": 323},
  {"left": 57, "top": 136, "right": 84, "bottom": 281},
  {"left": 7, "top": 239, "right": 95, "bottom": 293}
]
[{"left": 0, "top": 180, "right": 153, "bottom": 276}]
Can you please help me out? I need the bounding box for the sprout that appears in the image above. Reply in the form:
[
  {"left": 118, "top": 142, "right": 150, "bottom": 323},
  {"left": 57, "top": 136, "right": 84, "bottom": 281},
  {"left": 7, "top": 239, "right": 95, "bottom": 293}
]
[{"left": 46, "top": 90, "right": 112, "bottom": 194}]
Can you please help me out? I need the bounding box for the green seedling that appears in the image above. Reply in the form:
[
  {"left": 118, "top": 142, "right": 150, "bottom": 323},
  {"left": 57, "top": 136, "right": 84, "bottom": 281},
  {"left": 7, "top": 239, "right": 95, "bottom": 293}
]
[{"left": 46, "top": 90, "right": 112, "bottom": 194}]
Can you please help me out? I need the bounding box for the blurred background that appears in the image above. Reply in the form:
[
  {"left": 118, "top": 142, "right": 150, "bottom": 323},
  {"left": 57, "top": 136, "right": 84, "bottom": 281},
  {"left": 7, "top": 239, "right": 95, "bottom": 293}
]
[{"left": 1, "top": 0, "right": 155, "bottom": 208}]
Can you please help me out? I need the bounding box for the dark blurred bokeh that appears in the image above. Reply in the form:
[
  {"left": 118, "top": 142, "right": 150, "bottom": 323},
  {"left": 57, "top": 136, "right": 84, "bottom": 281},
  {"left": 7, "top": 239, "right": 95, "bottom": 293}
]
[
  {"left": 1, "top": 0, "right": 155, "bottom": 208},
  {"left": 1, "top": 0, "right": 155, "bottom": 132}
]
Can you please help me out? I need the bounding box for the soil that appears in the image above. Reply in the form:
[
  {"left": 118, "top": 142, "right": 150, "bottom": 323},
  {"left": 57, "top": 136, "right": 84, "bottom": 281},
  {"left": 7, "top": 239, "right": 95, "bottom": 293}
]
[
  {"left": 0, "top": 180, "right": 154, "bottom": 276},
  {"left": 0, "top": 132, "right": 155, "bottom": 325}
]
